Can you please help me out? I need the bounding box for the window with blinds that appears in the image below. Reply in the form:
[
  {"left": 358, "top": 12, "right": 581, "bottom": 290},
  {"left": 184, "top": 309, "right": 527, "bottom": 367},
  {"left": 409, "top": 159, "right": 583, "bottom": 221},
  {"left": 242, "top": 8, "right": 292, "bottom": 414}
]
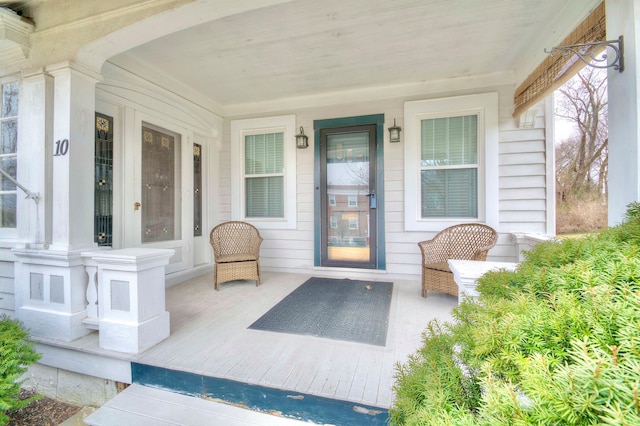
[
  {"left": 244, "top": 132, "right": 285, "bottom": 218},
  {"left": 420, "top": 114, "right": 478, "bottom": 218}
]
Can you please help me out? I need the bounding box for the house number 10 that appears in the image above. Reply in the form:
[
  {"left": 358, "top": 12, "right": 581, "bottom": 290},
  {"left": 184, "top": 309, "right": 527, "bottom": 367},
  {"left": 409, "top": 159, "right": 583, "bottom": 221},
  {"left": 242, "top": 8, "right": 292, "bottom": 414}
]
[{"left": 54, "top": 139, "right": 69, "bottom": 156}]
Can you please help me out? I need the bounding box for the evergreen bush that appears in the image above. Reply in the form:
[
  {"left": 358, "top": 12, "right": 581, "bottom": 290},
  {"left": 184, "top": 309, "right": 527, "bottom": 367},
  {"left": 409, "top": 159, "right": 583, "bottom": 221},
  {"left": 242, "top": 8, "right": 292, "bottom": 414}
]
[
  {"left": 0, "top": 316, "right": 41, "bottom": 425},
  {"left": 391, "top": 206, "right": 640, "bottom": 425}
]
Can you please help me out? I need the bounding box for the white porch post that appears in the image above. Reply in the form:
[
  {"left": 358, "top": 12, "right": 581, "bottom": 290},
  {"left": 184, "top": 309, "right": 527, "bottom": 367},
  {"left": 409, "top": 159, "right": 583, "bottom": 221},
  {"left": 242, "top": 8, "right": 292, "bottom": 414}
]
[
  {"left": 14, "top": 62, "right": 101, "bottom": 342},
  {"left": 607, "top": 0, "right": 640, "bottom": 225},
  {"left": 47, "top": 62, "right": 100, "bottom": 252}
]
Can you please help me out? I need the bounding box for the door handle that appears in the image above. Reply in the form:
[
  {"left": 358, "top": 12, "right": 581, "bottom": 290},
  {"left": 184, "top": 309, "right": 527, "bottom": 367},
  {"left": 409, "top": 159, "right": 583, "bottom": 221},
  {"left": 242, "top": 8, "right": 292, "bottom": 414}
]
[
  {"left": 134, "top": 202, "right": 141, "bottom": 211},
  {"left": 368, "top": 192, "right": 377, "bottom": 209}
]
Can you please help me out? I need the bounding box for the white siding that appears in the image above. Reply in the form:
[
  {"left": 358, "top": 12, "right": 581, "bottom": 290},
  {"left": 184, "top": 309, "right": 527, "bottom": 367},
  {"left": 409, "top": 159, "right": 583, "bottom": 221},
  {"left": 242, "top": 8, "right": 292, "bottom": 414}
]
[
  {"left": 221, "top": 84, "right": 551, "bottom": 279},
  {"left": 0, "top": 253, "right": 15, "bottom": 317}
]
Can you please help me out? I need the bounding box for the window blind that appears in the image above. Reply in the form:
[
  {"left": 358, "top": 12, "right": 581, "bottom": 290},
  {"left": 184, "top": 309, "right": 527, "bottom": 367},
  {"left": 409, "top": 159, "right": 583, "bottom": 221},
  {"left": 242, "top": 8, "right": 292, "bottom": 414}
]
[
  {"left": 420, "top": 115, "right": 478, "bottom": 218},
  {"left": 244, "top": 132, "right": 285, "bottom": 218}
]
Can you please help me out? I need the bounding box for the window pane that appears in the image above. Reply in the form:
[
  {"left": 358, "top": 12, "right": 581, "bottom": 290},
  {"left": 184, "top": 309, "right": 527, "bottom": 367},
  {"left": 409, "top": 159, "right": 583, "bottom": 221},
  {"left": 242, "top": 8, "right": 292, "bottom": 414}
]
[
  {"left": 1, "top": 120, "right": 17, "bottom": 154},
  {"left": 0, "top": 194, "right": 16, "bottom": 228},
  {"left": 421, "top": 115, "right": 477, "bottom": 166},
  {"left": 246, "top": 176, "right": 284, "bottom": 218},
  {"left": 1, "top": 82, "right": 19, "bottom": 118},
  {"left": 245, "top": 132, "right": 284, "bottom": 175},
  {"left": 421, "top": 169, "right": 477, "bottom": 218},
  {"left": 0, "top": 157, "right": 16, "bottom": 191}
]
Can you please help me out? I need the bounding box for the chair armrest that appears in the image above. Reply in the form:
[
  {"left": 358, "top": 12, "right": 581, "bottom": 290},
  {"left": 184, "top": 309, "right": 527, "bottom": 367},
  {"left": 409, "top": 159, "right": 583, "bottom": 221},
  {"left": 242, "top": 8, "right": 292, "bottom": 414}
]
[
  {"left": 470, "top": 241, "right": 498, "bottom": 261},
  {"left": 418, "top": 239, "right": 447, "bottom": 265},
  {"left": 250, "top": 235, "right": 264, "bottom": 258}
]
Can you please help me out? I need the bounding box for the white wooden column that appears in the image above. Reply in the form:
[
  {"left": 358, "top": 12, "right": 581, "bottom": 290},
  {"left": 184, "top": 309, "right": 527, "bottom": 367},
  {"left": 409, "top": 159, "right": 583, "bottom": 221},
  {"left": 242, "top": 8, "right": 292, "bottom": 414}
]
[
  {"left": 607, "top": 0, "right": 640, "bottom": 225},
  {"left": 13, "top": 62, "right": 102, "bottom": 342},
  {"left": 16, "top": 70, "right": 54, "bottom": 248},
  {"left": 47, "top": 62, "right": 101, "bottom": 252}
]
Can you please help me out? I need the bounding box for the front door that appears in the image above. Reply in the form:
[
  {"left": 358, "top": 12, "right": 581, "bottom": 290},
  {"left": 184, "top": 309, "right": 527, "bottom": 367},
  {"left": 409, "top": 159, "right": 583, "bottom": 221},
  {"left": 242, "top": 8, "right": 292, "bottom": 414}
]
[
  {"left": 134, "top": 121, "right": 191, "bottom": 274},
  {"left": 320, "top": 124, "right": 377, "bottom": 268}
]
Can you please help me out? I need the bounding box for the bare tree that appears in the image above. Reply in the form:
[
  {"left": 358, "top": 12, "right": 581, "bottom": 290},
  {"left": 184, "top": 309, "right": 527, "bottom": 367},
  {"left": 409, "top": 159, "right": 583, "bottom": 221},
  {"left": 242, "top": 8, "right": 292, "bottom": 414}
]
[{"left": 555, "top": 65, "right": 608, "bottom": 203}]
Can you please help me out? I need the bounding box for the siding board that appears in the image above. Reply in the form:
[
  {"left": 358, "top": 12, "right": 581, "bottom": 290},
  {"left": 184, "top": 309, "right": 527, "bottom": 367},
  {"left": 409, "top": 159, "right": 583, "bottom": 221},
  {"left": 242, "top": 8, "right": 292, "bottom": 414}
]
[
  {"left": 500, "top": 152, "right": 545, "bottom": 165},
  {"left": 500, "top": 140, "right": 545, "bottom": 154},
  {"left": 499, "top": 129, "right": 545, "bottom": 142},
  {"left": 500, "top": 164, "right": 546, "bottom": 177}
]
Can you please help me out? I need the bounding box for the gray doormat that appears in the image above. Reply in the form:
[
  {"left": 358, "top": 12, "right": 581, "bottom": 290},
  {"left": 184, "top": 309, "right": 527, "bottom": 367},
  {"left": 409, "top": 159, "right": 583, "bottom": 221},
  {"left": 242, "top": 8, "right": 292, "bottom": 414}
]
[{"left": 248, "top": 277, "right": 393, "bottom": 346}]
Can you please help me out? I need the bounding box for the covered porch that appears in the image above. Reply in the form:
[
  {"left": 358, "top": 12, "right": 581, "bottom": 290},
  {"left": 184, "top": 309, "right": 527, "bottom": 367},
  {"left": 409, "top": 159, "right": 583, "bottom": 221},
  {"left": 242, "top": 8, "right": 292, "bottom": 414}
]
[{"left": 27, "top": 272, "right": 457, "bottom": 423}]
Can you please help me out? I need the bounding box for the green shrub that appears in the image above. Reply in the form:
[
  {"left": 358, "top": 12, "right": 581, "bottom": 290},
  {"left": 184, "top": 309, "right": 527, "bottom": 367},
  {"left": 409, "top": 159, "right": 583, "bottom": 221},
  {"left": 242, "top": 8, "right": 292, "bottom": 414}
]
[
  {"left": 391, "top": 206, "right": 640, "bottom": 425},
  {"left": 0, "top": 316, "right": 41, "bottom": 425}
]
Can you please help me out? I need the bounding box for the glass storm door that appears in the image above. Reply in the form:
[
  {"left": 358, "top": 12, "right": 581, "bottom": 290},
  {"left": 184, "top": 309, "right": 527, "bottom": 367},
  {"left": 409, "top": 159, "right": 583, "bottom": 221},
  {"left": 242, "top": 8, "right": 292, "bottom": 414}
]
[{"left": 320, "top": 125, "right": 377, "bottom": 268}]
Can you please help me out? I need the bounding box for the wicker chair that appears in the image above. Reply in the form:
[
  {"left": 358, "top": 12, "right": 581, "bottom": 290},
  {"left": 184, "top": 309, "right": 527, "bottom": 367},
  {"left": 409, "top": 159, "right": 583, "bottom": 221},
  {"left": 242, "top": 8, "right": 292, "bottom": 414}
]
[
  {"left": 418, "top": 223, "right": 498, "bottom": 297},
  {"left": 209, "top": 221, "right": 263, "bottom": 290}
]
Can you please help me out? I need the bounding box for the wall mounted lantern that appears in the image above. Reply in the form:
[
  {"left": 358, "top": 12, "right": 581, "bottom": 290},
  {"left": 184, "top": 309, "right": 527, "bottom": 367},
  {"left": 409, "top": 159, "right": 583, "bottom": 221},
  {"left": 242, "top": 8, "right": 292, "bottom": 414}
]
[
  {"left": 388, "top": 119, "right": 402, "bottom": 143},
  {"left": 296, "top": 127, "right": 308, "bottom": 149}
]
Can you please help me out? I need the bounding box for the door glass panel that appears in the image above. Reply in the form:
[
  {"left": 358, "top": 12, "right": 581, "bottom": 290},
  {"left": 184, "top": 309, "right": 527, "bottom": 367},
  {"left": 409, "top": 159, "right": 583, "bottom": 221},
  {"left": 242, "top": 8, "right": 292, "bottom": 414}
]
[
  {"left": 141, "top": 124, "right": 181, "bottom": 243},
  {"left": 193, "top": 143, "right": 202, "bottom": 236},
  {"left": 326, "top": 132, "right": 370, "bottom": 262},
  {"left": 95, "top": 113, "right": 113, "bottom": 246}
]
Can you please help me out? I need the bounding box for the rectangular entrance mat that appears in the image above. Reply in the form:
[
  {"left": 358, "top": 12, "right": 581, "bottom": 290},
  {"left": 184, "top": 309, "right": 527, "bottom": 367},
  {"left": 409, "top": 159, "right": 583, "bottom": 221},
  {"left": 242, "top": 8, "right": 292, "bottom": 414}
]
[{"left": 248, "top": 277, "right": 393, "bottom": 346}]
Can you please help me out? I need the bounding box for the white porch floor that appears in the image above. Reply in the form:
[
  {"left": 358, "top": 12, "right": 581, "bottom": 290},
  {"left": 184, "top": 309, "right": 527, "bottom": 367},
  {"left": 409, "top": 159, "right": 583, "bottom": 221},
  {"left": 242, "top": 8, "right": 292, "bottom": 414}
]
[
  {"left": 35, "top": 271, "right": 457, "bottom": 417},
  {"left": 139, "top": 271, "right": 457, "bottom": 409}
]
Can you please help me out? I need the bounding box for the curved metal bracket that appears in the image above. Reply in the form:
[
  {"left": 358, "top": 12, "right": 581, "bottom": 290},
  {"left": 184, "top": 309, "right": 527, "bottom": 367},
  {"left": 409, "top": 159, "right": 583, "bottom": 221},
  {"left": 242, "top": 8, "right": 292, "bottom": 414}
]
[{"left": 545, "top": 35, "right": 624, "bottom": 73}]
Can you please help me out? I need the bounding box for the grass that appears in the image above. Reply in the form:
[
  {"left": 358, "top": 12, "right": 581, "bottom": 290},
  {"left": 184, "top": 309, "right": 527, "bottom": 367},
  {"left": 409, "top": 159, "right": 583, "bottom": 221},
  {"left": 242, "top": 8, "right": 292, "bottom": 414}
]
[{"left": 556, "top": 199, "right": 607, "bottom": 235}]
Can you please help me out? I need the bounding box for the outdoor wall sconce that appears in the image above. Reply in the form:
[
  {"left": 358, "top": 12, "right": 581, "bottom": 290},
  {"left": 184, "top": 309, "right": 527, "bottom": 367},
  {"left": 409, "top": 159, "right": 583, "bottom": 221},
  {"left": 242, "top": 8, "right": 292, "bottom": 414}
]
[
  {"left": 545, "top": 35, "right": 624, "bottom": 73},
  {"left": 296, "top": 126, "right": 308, "bottom": 149},
  {"left": 388, "top": 119, "right": 402, "bottom": 143}
]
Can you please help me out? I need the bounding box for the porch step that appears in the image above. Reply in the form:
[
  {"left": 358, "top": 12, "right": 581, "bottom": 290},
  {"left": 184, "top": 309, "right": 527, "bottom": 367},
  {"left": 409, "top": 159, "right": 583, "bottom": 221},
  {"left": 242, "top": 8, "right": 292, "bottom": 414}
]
[
  {"left": 130, "top": 362, "right": 389, "bottom": 425},
  {"left": 84, "top": 383, "right": 310, "bottom": 426}
]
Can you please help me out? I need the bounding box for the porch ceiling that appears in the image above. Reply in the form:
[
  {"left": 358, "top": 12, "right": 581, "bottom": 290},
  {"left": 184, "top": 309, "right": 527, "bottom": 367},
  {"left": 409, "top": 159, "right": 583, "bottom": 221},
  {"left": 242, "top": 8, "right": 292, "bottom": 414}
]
[{"left": 107, "top": 0, "right": 600, "bottom": 110}]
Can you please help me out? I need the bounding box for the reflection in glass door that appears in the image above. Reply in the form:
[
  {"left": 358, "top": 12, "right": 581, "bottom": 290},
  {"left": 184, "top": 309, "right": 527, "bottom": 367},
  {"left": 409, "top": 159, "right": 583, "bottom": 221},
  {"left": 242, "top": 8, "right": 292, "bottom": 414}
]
[{"left": 320, "top": 125, "right": 377, "bottom": 268}]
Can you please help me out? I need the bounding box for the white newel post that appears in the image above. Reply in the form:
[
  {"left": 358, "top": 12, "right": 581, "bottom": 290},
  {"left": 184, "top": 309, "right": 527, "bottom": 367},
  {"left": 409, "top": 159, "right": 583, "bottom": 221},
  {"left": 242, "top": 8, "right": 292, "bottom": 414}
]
[
  {"left": 511, "top": 232, "right": 554, "bottom": 261},
  {"left": 83, "top": 248, "right": 174, "bottom": 354},
  {"left": 448, "top": 260, "right": 519, "bottom": 304}
]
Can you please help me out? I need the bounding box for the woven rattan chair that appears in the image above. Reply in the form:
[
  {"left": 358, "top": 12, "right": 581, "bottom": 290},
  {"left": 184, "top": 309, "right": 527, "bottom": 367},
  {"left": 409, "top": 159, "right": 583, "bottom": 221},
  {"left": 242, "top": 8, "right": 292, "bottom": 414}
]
[
  {"left": 209, "top": 221, "right": 263, "bottom": 290},
  {"left": 418, "top": 223, "right": 498, "bottom": 297}
]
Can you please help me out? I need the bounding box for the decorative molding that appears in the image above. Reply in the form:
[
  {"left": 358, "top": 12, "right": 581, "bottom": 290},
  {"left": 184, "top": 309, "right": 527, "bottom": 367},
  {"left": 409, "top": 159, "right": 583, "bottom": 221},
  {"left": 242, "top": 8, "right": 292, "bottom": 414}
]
[
  {"left": 0, "top": 7, "right": 35, "bottom": 69},
  {"left": 224, "top": 70, "right": 515, "bottom": 117},
  {"left": 31, "top": 0, "right": 182, "bottom": 37}
]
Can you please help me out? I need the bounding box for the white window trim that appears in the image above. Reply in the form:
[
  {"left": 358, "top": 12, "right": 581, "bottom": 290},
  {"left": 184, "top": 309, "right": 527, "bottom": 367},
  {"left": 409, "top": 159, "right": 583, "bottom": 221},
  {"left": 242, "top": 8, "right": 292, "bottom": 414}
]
[
  {"left": 231, "top": 115, "right": 297, "bottom": 229},
  {"left": 404, "top": 93, "right": 499, "bottom": 232},
  {"left": 348, "top": 194, "right": 357, "bottom": 207}
]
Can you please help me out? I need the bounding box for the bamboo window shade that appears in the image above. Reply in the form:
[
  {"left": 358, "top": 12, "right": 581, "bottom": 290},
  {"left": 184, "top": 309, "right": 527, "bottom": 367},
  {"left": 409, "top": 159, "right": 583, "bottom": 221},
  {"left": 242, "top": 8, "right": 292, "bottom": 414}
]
[{"left": 513, "top": 2, "right": 606, "bottom": 117}]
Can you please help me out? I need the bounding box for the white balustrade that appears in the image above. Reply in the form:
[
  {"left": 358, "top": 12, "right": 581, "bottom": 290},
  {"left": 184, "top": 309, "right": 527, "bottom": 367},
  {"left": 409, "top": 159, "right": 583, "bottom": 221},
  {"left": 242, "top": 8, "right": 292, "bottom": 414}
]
[{"left": 82, "top": 248, "right": 174, "bottom": 354}]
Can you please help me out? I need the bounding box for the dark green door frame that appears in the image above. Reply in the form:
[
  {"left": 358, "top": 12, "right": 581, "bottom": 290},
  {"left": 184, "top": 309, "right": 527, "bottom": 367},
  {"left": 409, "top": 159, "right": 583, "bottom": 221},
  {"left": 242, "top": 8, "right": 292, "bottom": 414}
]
[{"left": 313, "top": 114, "right": 386, "bottom": 270}]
